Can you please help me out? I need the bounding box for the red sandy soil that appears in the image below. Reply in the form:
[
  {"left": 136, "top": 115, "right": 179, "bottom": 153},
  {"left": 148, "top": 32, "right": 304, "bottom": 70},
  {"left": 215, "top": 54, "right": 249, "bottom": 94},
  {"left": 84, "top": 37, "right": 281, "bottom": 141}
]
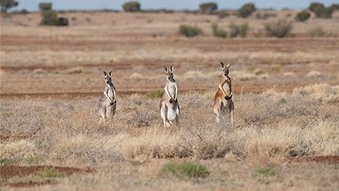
[
  {"left": 0, "top": 165, "right": 92, "bottom": 187},
  {"left": 289, "top": 156, "right": 339, "bottom": 164}
]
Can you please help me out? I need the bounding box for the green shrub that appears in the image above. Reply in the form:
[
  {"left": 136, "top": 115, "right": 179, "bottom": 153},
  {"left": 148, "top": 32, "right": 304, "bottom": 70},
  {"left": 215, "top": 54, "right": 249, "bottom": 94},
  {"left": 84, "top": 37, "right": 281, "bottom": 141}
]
[
  {"left": 229, "top": 23, "right": 239, "bottom": 38},
  {"left": 295, "top": 11, "right": 311, "bottom": 22},
  {"left": 238, "top": 23, "right": 249, "bottom": 37},
  {"left": 36, "top": 167, "right": 65, "bottom": 178},
  {"left": 160, "top": 161, "right": 209, "bottom": 178},
  {"left": 264, "top": 19, "right": 292, "bottom": 38},
  {"left": 40, "top": 10, "right": 58, "bottom": 25},
  {"left": 178, "top": 24, "right": 202, "bottom": 38},
  {"left": 307, "top": 26, "right": 335, "bottom": 37},
  {"left": 39, "top": 2, "right": 52, "bottom": 11},
  {"left": 238, "top": 2, "right": 256, "bottom": 18},
  {"left": 57, "top": 17, "right": 69, "bottom": 26},
  {"left": 255, "top": 167, "right": 277, "bottom": 177},
  {"left": 228, "top": 23, "right": 249, "bottom": 38},
  {"left": 199, "top": 2, "right": 218, "bottom": 14},
  {"left": 212, "top": 23, "right": 227, "bottom": 38},
  {"left": 0, "top": 158, "right": 12, "bottom": 166},
  {"left": 122, "top": 1, "right": 141, "bottom": 12}
]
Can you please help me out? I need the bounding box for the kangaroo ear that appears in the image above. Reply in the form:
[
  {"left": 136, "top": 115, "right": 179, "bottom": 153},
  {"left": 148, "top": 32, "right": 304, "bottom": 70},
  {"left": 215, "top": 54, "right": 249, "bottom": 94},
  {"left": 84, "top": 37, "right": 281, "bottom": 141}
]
[
  {"left": 226, "top": 63, "right": 231, "bottom": 69},
  {"left": 109, "top": 71, "right": 112, "bottom": 76},
  {"left": 169, "top": 65, "right": 174, "bottom": 72},
  {"left": 220, "top": 62, "right": 225, "bottom": 68},
  {"left": 103, "top": 71, "right": 107, "bottom": 76}
]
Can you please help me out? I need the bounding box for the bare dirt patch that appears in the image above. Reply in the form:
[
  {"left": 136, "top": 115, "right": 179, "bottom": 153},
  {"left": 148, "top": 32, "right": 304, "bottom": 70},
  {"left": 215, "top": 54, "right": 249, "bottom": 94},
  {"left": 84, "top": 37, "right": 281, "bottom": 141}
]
[
  {"left": 0, "top": 165, "right": 92, "bottom": 187},
  {"left": 290, "top": 156, "right": 339, "bottom": 164}
]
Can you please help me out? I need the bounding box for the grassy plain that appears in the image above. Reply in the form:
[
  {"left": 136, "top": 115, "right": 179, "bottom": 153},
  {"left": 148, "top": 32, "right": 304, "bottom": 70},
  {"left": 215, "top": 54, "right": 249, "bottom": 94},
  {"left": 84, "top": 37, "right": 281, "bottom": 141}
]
[{"left": 0, "top": 10, "right": 339, "bottom": 190}]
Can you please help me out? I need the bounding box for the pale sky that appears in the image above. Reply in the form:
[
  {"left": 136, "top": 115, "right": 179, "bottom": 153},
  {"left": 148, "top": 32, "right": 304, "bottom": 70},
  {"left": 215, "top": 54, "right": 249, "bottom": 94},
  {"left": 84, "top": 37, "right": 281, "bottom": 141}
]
[{"left": 14, "top": 0, "right": 338, "bottom": 11}]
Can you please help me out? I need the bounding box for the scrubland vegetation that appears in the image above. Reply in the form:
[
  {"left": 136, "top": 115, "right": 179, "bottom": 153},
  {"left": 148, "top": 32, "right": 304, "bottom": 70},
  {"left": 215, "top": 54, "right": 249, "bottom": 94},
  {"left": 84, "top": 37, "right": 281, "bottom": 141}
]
[
  {"left": 0, "top": 84, "right": 338, "bottom": 190},
  {"left": 1, "top": 1, "right": 339, "bottom": 190}
]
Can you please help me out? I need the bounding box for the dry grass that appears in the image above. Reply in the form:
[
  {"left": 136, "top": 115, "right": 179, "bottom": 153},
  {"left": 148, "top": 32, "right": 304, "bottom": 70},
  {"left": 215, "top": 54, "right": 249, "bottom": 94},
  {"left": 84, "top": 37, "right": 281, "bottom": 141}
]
[
  {"left": 1, "top": 85, "right": 338, "bottom": 190},
  {"left": 1, "top": 85, "right": 338, "bottom": 165}
]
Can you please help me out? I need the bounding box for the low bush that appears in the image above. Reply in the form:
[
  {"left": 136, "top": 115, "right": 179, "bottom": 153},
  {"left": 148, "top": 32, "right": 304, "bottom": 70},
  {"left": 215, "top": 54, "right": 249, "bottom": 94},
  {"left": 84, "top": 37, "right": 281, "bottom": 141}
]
[
  {"left": 308, "top": 26, "right": 335, "bottom": 37},
  {"left": 295, "top": 11, "right": 311, "bottom": 22},
  {"left": 39, "top": 3, "right": 69, "bottom": 26},
  {"left": 160, "top": 161, "right": 209, "bottom": 178},
  {"left": 228, "top": 23, "right": 249, "bottom": 38},
  {"left": 178, "top": 25, "right": 202, "bottom": 38},
  {"left": 255, "top": 167, "right": 278, "bottom": 177},
  {"left": 264, "top": 19, "right": 292, "bottom": 38},
  {"left": 212, "top": 24, "right": 227, "bottom": 38}
]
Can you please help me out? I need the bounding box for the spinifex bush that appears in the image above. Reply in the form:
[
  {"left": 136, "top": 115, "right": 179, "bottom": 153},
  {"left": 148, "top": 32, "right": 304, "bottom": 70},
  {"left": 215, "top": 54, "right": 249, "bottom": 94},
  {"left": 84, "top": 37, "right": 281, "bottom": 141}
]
[
  {"left": 178, "top": 24, "right": 202, "bottom": 38},
  {"left": 295, "top": 11, "right": 311, "bottom": 22},
  {"left": 264, "top": 19, "right": 292, "bottom": 38},
  {"left": 160, "top": 161, "right": 209, "bottom": 178}
]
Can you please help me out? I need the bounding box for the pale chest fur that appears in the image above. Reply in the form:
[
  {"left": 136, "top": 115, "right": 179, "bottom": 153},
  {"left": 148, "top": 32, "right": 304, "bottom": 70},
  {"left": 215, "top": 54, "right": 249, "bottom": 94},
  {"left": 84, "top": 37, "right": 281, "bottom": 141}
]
[
  {"left": 222, "top": 82, "right": 231, "bottom": 95},
  {"left": 166, "top": 82, "right": 177, "bottom": 98}
]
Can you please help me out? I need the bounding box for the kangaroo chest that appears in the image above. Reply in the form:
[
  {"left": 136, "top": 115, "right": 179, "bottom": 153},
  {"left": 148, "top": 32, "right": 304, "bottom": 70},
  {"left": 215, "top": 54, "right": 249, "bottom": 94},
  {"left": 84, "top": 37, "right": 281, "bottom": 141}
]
[
  {"left": 106, "top": 88, "right": 115, "bottom": 99},
  {"left": 223, "top": 83, "right": 231, "bottom": 94},
  {"left": 166, "top": 82, "right": 177, "bottom": 98}
]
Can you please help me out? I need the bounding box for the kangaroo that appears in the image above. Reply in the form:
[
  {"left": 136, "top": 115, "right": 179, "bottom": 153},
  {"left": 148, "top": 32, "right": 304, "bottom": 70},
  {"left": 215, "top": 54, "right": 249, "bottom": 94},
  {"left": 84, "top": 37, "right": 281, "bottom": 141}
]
[
  {"left": 99, "top": 71, "right": 117, "bottom": 123},
  {"left": 213, "top": 62, "right": 234, "bottom": 126},
  {"left": 160, "top": 66, "right": 180, "bottom": 127}
]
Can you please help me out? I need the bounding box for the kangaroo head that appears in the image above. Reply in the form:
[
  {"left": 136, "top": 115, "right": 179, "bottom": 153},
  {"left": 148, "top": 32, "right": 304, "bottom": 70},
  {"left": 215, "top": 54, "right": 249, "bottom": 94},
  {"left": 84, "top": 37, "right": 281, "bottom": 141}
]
[
  {"left": 103, "top": 71, "right": 113, "bottom": 87},
  {"left": 220, "top": 62, "right": 231, "bottom": 76},
  {"left": 163, "top": 65, "right": 175, "bottom": 82}
]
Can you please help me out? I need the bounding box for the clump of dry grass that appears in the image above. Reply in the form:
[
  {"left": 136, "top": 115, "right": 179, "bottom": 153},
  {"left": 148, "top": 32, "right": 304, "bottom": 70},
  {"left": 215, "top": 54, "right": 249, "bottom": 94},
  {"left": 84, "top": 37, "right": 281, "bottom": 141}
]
[
  {"left": 293, "top": 83, "right": 339, "bottom": 103},
  {"left": 306, "top": 70, "right": 324, "bottom": 78}
]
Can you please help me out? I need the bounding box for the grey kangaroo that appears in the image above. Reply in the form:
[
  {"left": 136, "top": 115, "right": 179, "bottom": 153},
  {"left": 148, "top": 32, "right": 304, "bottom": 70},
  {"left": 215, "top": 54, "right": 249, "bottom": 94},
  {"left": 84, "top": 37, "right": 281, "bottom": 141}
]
[
  {"left": 160, "top": 66, "right": 180, "bottom": 127},
  {"left": 99, "top": 71, "right": 117, "bottom": 123}
]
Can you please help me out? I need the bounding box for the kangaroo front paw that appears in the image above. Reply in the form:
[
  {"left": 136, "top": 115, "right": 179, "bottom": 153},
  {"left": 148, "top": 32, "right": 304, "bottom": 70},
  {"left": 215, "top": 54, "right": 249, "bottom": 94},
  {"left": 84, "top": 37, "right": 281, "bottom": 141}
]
[{"left": 225, "top": 95, "right": 232, "bottom": 100}]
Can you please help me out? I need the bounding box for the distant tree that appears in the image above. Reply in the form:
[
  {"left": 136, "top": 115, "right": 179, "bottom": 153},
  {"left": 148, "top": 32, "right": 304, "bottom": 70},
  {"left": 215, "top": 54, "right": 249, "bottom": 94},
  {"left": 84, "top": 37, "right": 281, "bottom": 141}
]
[
  {"left": 122, "top": 1, "right": 141, "bottom": 12},
  {"left": 330, "top": 3, "right": 339, "bottom": 10},
  {"left": 308, "top": 2, "right": 325, "bottom": 12},
  {"left": 238, "top": 2, "right": 256, "bottom": 18},
  {"left": 199, "top": 2, "right": 218, "bottom": 14},
  {"left": 295, "top": 11, "right": 311, "bottom": 22},
  {"left": 39, "top": 2, "right": 52, "bottom": 11},
  {"left": 308, "top": 2, "right": 333, "bottom": 18},
  {"left": 39, "top": 2, "right": 69, "bottom": 26},
  {"left": 0, "top": 0, "right": 18, "bottom": 13}
]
